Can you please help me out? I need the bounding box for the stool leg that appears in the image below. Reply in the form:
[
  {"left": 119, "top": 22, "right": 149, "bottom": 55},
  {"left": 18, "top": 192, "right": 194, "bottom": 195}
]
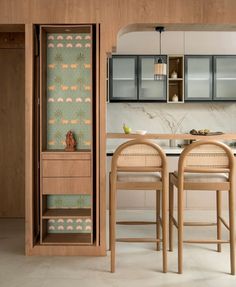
[
  {"left": 178, "top": 186, "right": 184, "bottom": 274},
  {"left": 156, "top": 190, "right": 161, "bottom": 251},
  {"left": 169, "top": 177, "right": 174, "bottom": 252},
  {"left": 110, "top": 180, "right": 116, "bottom": 273},
  {"left": 216, "top": 190, "right": 222, "bottom": 252},
  {"left": 108, "top": 175, "right": 111, "bottom": 251},
  {"left": 228, "top": 187, "right": 235, "bottom": 275},
  {"left": 162, "top": 184, "right": 168, "bottom": 273}
]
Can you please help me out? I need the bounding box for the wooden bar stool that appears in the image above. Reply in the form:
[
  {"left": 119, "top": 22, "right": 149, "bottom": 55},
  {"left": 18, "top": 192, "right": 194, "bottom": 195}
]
[
  {"left": 109, "top": 139, "right": 168, "bottom": 273},
  {"left": 169, "top": 140, "right": 235, "bottom": 275}
]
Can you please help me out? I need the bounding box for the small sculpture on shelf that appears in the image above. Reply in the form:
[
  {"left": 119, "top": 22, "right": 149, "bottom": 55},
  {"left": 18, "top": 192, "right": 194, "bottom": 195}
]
[
  {"left": 170, "top": 70, "right": 178, "bottom": 79},
  {"left": 65, "top": 130, "right": 76, "bottom": 151},
  {"left": 172, "top": 94, "right": 179, "bottom": 102}
]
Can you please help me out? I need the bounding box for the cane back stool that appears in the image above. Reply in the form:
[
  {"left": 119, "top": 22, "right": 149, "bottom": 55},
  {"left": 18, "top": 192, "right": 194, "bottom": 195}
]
[
  {"left": 109, "top": 139, "right": 168, "bottom": 273},
  {"left": 169, "top": 140, "right": 235, "bottom": 275}
]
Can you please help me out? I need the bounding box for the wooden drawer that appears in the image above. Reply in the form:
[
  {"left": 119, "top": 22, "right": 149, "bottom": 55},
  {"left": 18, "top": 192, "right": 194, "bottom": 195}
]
[
  {"left": 42, "top": 159, "right": 91, "bottom": 177},
  {"left": 42, "top": 178, "right": 92, "bottom": 194}
]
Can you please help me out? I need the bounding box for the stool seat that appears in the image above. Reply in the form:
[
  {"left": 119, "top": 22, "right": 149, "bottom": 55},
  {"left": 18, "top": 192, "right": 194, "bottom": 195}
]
[
  {"left": 117, "top": 172, "right": 161, "bottom": 182},
  {"left": 173, "top": 171, "right": 228, "bottom": 182}
]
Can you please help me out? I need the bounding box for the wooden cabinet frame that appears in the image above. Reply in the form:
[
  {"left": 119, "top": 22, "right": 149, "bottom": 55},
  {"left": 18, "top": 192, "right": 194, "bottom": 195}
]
[{"left": 25, "top": 24, "right": 105, "bottom": 256}]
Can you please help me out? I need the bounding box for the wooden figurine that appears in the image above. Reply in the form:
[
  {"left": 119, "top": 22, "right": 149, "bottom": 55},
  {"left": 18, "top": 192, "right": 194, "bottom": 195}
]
[{"left": 65, "top": 130, "right": 76, "bottom": 151}]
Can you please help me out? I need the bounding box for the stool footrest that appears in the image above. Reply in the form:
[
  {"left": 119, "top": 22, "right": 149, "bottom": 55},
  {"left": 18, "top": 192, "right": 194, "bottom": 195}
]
[
  {"left": 116, "top": 221, "right": 158, "bottom": 225},
  {"left": 184, "top": 221, "right": 217, "bottom": 227},
  {"left": 183, "top": 239, "right": 229, "bottom": 244},
  {"left": 116, "top": 238, "right": 162, "bottom": 243}
]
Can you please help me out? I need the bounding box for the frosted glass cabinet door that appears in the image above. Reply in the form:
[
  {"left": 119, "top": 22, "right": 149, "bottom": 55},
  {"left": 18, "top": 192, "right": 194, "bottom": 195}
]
[
  {"left": 185, "top": 56, "right": 213, "bottom": 101},
  {"left": 109, "top": 56, "right": 137, "bottom": 101},
  {"left": 139, "top": 56, "right": 167, "bottom": 101},
  {"left": 214, "top": 56, "right": 236, "bottom": 100}
]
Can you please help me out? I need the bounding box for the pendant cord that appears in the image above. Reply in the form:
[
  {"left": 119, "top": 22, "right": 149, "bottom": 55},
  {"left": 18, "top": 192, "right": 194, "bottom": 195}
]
[{"left": 159, "top": 30, "right": 162, "bottom": 56}]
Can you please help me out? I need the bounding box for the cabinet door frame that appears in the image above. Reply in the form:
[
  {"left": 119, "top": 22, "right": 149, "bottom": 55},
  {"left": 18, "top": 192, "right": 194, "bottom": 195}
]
[
  {"left": 185, "top": 55, "right": 213, "bottom": 102},
  {"left": 138, "top": 55, "right": 167, "bottom": 102},
  {"left": 109, "top": 55, "right": 138, "bottom": 102},
  {"left": 213, "top": 55, "right": 236, "bottom": 101}
]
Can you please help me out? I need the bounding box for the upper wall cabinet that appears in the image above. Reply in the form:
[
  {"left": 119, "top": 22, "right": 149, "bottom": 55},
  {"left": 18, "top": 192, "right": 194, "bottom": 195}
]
[
  {"left": 185, "top": 55, "right": 213, "bottom": 101},
  {"left": 109, "top": 55, "right": 137, "bottom": 101},
  {"left": 213, "top": 56, "right": 236, "bottom": 101},
  {"left": 138, "top": 56, "right": 166, "bottom": 101},
  {"left": 109, "top": 55, "right": 167, "bottom": 102}
]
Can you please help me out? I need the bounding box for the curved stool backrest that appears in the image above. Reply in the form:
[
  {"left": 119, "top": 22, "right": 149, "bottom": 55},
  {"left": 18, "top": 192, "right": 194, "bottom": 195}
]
[
  {"left": 111, "top": 139, "right": 167, "bottom": 176},
  {"left": 178, "top": 140, "right": 235, "bottom": 186}
]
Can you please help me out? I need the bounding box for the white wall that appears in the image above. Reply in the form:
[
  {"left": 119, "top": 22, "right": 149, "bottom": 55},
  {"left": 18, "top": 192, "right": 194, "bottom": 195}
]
[
  {"left": 117, "top": 31, "right": 236, "bottom": 54},
  {"left": 107, "top": 31, "right": 236, "bottom": 210}
]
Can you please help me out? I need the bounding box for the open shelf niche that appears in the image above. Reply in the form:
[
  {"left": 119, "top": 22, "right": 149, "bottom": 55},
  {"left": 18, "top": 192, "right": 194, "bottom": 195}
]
[{"left": 167, "top": 55, "right": 184, "bottom": 103}]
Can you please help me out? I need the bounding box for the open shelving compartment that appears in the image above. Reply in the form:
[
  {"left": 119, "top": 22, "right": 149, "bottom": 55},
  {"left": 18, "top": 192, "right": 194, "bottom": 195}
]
[
  {"left": 167, "top": 55, "right": 184, "bottom": 103},
  {"left": 39, "top": 25, "right": 96, "bottom": 246}
]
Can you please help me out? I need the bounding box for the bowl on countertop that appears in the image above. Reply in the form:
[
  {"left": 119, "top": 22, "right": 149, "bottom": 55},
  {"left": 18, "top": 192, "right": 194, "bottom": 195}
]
[{"left": 134, "top": 130, "right": 147, "bottom": 135}]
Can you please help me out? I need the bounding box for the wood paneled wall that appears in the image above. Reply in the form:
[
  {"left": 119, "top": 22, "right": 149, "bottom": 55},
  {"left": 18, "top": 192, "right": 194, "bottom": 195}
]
[
  {"left": 0, "top": 0, "right": 235, "bottom": 253},
  {"left": 0, "top": 34, "right": 25, "bottom": 217}
]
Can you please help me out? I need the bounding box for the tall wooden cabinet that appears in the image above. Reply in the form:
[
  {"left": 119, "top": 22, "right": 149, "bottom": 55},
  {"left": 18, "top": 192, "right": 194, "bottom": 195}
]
[{"left": 37, "top": 25, "right": 99, "bottom": 251}]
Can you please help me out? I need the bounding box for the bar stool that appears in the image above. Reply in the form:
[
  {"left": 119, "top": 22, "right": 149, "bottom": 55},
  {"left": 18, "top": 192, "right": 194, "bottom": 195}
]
[
  {"left": 169, "top": 140, "right": 235, "bottom": 275},
  {"left": 109, "top": 139, "right": 168, "bottom": 273}
]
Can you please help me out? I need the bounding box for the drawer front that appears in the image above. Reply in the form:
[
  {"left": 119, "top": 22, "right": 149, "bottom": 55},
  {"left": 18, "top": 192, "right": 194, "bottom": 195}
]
[
  {"left": 43, "top": 160, "right": 91, "bottom": 177},
  {"left": 43, "top": 178, "right": 92, "bottom": 194}
]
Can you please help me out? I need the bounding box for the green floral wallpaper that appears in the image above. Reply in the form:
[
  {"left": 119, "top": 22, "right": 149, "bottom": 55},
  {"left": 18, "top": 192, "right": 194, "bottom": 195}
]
[
  {"left": 47, "top": 218, "right": 91, "bottom": 234},
  {"left": 47, "top": 195, "right": 91, "bottom": 209},
  {"left": 47, "top": 195, "right": 92, "bottom": 234},
  {"left": 46, "top": 33, "right": 92, "bottom": 150}
]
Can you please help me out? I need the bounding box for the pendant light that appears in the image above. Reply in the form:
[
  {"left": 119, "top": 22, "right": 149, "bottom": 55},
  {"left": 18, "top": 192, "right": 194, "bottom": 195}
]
[{"left": 154, "top": 26, "right": 167, "bottom": 80}]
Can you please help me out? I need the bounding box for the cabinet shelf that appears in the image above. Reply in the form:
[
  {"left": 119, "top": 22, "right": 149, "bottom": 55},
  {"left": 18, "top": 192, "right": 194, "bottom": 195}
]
[
  {"left": 42, "top": 208, "right": 91, "bottom": 219},
  {"left": 113, "top": 78, "right": 134, "bottom": 80},
  {"left": 168, "top": 78, "right": 183, "bottom": 81},
  {"left": 216, "top": 78, "right": 236, "bottom": 80},
  {"left": 42, "top": 233, "right": 92, "bottom": 245}
]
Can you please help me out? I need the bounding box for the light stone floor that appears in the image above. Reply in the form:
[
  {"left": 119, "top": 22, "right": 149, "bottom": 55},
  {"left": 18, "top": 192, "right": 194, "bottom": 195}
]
[{"left": 0, "top": 210, "right": 236, "bottom": 287}]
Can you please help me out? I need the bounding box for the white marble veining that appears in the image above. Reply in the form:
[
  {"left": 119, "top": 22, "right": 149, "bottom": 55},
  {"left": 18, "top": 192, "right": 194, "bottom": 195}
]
[{"left": 107, "top": 102, "right": 236, "bottom": 135}]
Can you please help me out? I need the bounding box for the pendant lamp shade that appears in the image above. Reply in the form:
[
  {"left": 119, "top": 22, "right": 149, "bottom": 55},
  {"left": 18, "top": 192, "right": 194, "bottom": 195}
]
[{"left": 154, "top": 26, "right": 167, "bottom": 80}]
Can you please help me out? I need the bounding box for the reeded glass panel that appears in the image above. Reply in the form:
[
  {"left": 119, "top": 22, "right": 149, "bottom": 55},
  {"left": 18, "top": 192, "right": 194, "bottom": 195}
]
[
  {"left": 215, "top": 57, "right": 236, "bottom": 99},
  {"left": 186, "top": 57, "right": 212, "bottom": 100},
  {"left": 111, "top": 57, "right": 137, "bottom": 100},
  {"left": 139, "top": 57, "right": 166, "bottom": 100}
]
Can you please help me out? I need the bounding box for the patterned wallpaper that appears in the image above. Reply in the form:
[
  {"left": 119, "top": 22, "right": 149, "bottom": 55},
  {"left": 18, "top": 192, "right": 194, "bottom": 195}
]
[
  {"left": 47, "top": 218, "right": 92, "bottom": 234},
  {"left": 46, "top": 195, "right": 92, "bottom": 234},
  {"left": 47, "top": 195, "right": 91, "bottom": 209},
  {"left": 46, "top": 33, "right": 92, "bottom": 150}
]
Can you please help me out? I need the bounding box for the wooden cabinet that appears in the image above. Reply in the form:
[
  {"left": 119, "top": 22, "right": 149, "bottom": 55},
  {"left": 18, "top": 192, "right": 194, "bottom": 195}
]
[
  {"left": 39, "top": 25, "right": 98, "bottom": 248},
  {"left": 109, "top": 55, "right": 167, "bottom": 102}
]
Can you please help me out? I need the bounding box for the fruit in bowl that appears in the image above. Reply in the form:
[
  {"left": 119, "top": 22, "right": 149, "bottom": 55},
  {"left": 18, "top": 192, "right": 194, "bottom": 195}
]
[{"left": 123, "top": 123, "right": 132, "bottom": 134}]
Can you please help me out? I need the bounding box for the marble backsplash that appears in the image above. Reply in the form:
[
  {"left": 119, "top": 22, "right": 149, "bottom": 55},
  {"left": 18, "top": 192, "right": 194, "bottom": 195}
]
[{"left": 107, "top": 102, "right": 236, "bottom": 145}]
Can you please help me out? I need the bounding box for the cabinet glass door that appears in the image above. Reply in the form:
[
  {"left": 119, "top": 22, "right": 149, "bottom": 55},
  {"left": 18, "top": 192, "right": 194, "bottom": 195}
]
[
  {"left": 214, "top": 56, "right": 236, "bottom": 100},
  {"left": 185, "top": 56, "right": 212, "bottom": 101},
  {"left": 139, "top": 56, "right": 167, "bottom": 101},
  {"left": 109, "top": 56, "right": 137, "bottom": 101}
]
